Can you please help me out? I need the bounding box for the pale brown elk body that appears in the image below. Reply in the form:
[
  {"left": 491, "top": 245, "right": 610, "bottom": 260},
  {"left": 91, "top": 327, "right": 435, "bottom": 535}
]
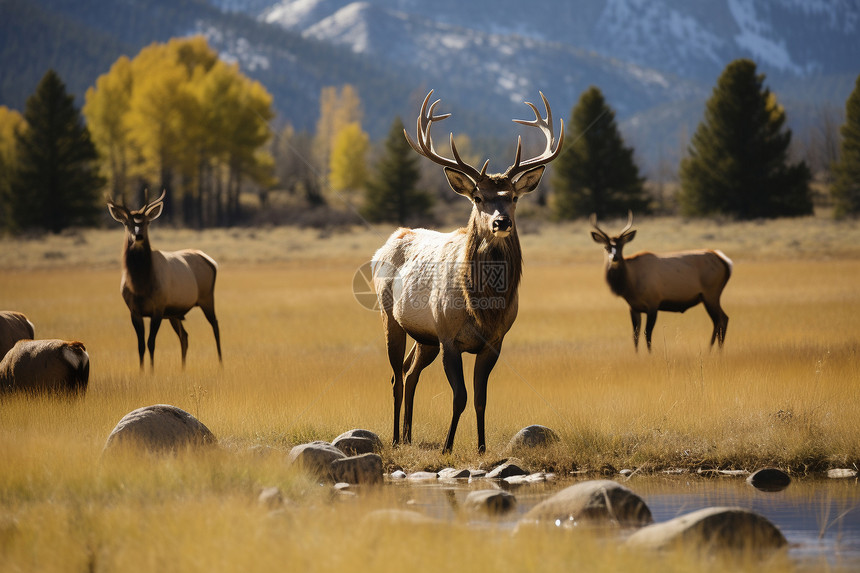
[
  {"left": 0, "top": 339, "right": 89, "bottom": 394},
  {"left": 372, "top": 91, "right": 563, "bottom": 453},
  {"left": 107, "top": 191, "right": 222, "bottom": 370},
  {"left": 591, "top": 212, "right": 732, "bottom": 351},
  {"left": 0, "top": 311, "right": 35, "bottom": 358}
]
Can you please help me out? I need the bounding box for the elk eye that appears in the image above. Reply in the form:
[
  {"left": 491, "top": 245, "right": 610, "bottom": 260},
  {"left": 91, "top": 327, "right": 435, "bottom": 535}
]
[
  {"left": 473, "top": 196, "right": 482, "bottom": 204},
  {"left": 512, "top": 196, "right": 519, "bottom": 203}
]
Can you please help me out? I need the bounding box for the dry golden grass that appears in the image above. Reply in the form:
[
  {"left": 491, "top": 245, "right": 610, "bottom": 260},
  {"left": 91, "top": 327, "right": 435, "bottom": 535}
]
[{"left": 1, "top": 214, "right": 858, "bottom": 572}]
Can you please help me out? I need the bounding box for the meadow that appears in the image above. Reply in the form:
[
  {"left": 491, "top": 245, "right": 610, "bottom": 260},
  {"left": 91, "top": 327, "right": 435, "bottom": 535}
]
[{"left": 1, "top": 214, "right": 859, "bottom": 572}]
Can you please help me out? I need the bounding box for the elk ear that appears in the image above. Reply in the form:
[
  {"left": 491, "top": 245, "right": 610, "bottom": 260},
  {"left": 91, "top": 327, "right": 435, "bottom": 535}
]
[
  {"left": 443, "top": 167, "right": 476, "bottom": 198},
  {"left": 619, "top": 230, "right": 637, "bottom": 244},
  {"left": 145, "top": 202, "right": 164, "bottom": 221},
  {"left": 591, "top": 231, "right": 608, "bottom": 244},
  {"left": 513, "top": 165, "right": 545, "bottom": 195},
  {"left": 107, "top": 202, "right": 127, "bottom": 224}
]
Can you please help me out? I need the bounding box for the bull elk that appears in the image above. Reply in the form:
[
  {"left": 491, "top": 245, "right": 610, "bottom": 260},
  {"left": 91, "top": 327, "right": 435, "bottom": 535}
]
[
  {"left": 107, "top": 190, "right": 222, "bottom": 370},
  {"left": 590, "top": 211, "right": 732, "bottom": 351},
  {"left": 372, "top": 90, "right": 563, "bottom": 453},
  {"left": 0, "top": 311, "right": 35, "bottom": 358},
  {"left": 0, "top": 339, "right": 89, "bottom": 395}
]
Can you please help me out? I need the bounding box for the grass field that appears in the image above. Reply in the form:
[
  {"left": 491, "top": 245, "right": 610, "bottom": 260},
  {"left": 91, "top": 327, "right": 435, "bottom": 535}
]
[{"left": 1, "top": 214, "right": 859, "bottom": 572}]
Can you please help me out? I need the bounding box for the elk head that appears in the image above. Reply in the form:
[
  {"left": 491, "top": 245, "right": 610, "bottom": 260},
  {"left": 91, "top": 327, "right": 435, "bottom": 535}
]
[
  {"left": 107, "top": 190, "right": 166, "bottom": 248},
  {"left": 590, "top": 210, "right": 636, "bottom": 266},
  {"left": 404, "top": 91, "right": 564, "bottom": 240}
]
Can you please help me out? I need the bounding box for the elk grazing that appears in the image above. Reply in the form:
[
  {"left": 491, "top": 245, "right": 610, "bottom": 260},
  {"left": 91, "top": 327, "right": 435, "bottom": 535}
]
[
  {"left": 590, "top": 211, "right": 732, "bottom": 352},
  {"left": 107, "top": 190, "right": 222, "bottom": 370},
  {"left": 372, "top": 90, "right": 563, "bottom": 453},
  {"left": 0, "top": 311, "right": 35, "bottom": 358},
  {"left": 0, "top": 339, "right": 89, "bottom": 395}
]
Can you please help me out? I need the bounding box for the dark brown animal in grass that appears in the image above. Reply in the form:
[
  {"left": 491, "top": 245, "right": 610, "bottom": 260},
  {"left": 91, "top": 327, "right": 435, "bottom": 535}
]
[{"left": 0, "top": 339, "right": 89, "bottom": 394}]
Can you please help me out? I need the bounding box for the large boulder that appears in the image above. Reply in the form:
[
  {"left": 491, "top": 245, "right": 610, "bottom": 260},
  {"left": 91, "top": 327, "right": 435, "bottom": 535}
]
[
  {"left": 330, "top": 453, "right": 383, "bottom": 485},
  {"left": 625, "top": 506, "right": 787, "bottom": 553},
  {"left": 102, "top": 404, "right": 215, "bottom": 454},
  {"left": 465, "top": 489, "right": 517, "bottom": 515},
  {"left": 287, "top": 441, "right": 346, "bottom": 480},
  {"left": 507, "top": 425, "right": 560, "bottom": 452},
  {"left": 332, "top": 429, "right": 383, "bottom": 454},
  {"left": 518, "top": 480, "right": 652, "bottom": 529}
]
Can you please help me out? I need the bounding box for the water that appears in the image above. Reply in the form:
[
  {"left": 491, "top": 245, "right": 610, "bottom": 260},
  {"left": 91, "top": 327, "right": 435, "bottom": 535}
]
[{"left": 391, "top": 474, "right": 860, "bottom": 569}]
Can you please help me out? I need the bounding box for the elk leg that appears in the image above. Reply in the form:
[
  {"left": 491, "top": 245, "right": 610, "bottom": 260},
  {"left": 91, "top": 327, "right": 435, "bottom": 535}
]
[
  {"left": 644, "top": 310, "right": 658, "bottom": 353},
  {"left": 131, "top": 313, "right": 145, "bottom": 370},
  {"left": 384, "top": 316, "right": 407, "bottom": 446},
  {"left": 147, "top": 313, "right": 163, "bottom": 370},
  {"left": 169, "top": 318, "right": 189, "bottom": 368},
  {"left": 473, "top": 342, "right": 502, "bottom": 454},
  {"left": 201, "top": 306, "right": 222, "bottom": 363},
  {"left": 630, "top": 309, "right": 642, "bottom": 351},
  {"left": 440, "top": 342, "right": 467, "bottom": 454},
  {"left": 402, "top": 342, "right": 439, "bottom": 444},
  {"left": 704, "top": 302, "right": 729, "bottom": 348}
]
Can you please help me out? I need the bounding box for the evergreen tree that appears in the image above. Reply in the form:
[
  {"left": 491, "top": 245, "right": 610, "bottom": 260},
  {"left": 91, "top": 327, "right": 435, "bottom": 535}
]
[
  {"left": 679, "top": 59, "right": 812, "bottom": 219},
  {"left": 551, "top": 86, "right": 648, "bottom": 220},
  {"left": 362, "top": 117, "right": 431, "bottom": 225},
  {"left": 831, "top": 74, "right": 860, "bottom": 217},
  {"left": 11, "top": 69, "right": 104, "bottom": 232}
]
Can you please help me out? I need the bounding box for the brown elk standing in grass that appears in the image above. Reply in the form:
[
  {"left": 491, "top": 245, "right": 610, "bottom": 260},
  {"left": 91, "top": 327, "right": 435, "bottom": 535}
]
[
  {"left": 372, "top": 90, "right": 563, "bottom": 453},
  {"left": 107, "top": 190, "right": 222, "bottom": 371},
  {"left": 0, "top": 339, "right": 89, "bottom": 394},
  {"left": 590, "top": 211, "right": 732, "bottom": 352},
  {"left": 0, "top": 311, "right": 35, "bottom": 358}
]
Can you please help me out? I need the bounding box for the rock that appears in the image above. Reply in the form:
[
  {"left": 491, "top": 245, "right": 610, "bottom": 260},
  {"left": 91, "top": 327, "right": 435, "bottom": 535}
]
[
  {"left": 332, "top": 429, "right": 383, "bottom": 452},
  {"left": 287, "top": 441, "right": 346, "bottom": 480},
  {"left": 465, "top": 489, "right": 517, "bottom": 515},
  {"left": 507, "top": 425, "right": 560, "bottom": 451},
  {"left": 469, "top": 469, "right": 487, "bottom": 479},
  {"left": 330, "top": 453, "right": 383, "bottom": 485},
  {"left": 746, "top": 468, "right": 791, "bottom": 492},
  {"left": 332, "top": 436, "right": 376, "bottom": 456},
  {"left": 438, "top": 467, "right": 471, "bottom": 480},
  {"left": 827, "top": 468, "right": 858, "bottom": 479},
  {"left": 102, "top": 404, "right": 216, "bottom": 455},
  {"left": 626, "top": 506, "right": 787, "bottom": 553},
  {"left": 518, "top": 480, "right": 653, "bottom": 529},
  {"left": 389, "top": 470, "right": 407, "bottom": 480},
  {"left": 406, "top": 471, "right": 438, "bottom": 481},
  {"left": 487, "top": 460, "right": 528, "bottom": 479},
  {"left": 258, "top": 486, "right": 285, "bottom": 509}
]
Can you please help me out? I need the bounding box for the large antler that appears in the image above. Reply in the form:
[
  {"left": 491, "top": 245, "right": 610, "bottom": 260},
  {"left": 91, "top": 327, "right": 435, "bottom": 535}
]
[
  {"left": 141, "top": 189, "right": 166, "bottom": 214},
  {"left": 404, "top": 90, "right": 489, "bottom": 182},
  {"left": 591, "top": 210, "right": 634, "bottom": 240},
  {"left": 505, "top": 92, "right": 564, "bottom": 181}
]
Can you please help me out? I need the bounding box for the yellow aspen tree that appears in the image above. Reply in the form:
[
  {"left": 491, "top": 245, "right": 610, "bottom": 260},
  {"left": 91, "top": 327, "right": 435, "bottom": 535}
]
[{"left": 329, "top": 122, "right": 369, "bottom": 206}]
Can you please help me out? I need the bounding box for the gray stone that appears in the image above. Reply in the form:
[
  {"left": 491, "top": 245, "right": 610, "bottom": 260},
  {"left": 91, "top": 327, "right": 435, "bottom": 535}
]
[
  {"left": 518, "top": 479, "right": 653, "bottom": 529},
  {"left": 389, "top": 470, "right": 407, "bottom": 480},
  {"left": 332, "top": 436, "right": 376, "bottom": 456},
  {"left": 626, "top": 506, "right": 787, "bottom": 553},
  {"left": 332, "top": 429, "right": 383, "bottom": 452},
  {"left": 746, "top": 467, "right": 791, "bottom": 492},
  {"left": 438, "top": 467, "right": 472, "bottom": 480},
  {"left": 469, "top": 469, "right": 487, "bottom": 479},
  {"left": 330, "top": 453, "right": 383, "bottom": 485},
  {"left": 102, "top": 404, "right": 216, "bottom": 455},
  {"left": 406, "top": 471, "right": 438, "bottom": 481},
  {"left": 465, "top": 489, "right": 517, "bottom": 515},
  {"left": 487, "top": 460, "right": 528, "bottom": 479},
  {"left": 827, "top": 468, "right": 858, "bottom": 479},
  {"left": 507, "top": 425, "right": 560, "bottom": 451},
  {"left": 287, "top": 441, "right": 346, "bottom": 480}
]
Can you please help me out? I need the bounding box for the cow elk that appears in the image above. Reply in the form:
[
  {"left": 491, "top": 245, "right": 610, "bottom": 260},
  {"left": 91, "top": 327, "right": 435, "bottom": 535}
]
[
  {"left": 0, "top": 311, "right": 35, "bottom": 358},
  {"left": 0, "top": 339, "right": 89, "bottom": 395},
  {"left": 107, "top": 190, "right": 222, "bottom": 370},
  {"left": 590, "top": 211, "right": 732, "bottom": 352},
  {"left": 372, "top": 90, "right": 563, "bottom": 453}
]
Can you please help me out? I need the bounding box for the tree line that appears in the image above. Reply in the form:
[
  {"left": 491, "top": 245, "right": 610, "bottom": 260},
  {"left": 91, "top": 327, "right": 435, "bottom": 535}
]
[{"left": 1, "top": 45, "right": 860, "bottom": 234}]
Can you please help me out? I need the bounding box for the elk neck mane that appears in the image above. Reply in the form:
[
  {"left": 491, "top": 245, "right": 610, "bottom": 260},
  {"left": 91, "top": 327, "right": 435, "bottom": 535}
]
[
  {"left": 123, "top": 239, "right": 154, "bottom": 296},
  {"left": 606, "top": 259, "right": 629, "bottom": 297},
  {"left": 458, "top": 211, "right": 523, "bottom": 334}
]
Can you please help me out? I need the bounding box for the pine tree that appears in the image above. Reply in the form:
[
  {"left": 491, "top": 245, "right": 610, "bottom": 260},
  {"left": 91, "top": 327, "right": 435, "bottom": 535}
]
[
  {"left": 679, "top": 59, "right": 812, "bottom": 219},
  {"left": 551, "top": 86, "right": 648, "bottom": 220},
  {"left": 11, "top": 70, "right": 104, "bottom": 232},
  {"left": 831, "top": 74, "right": 860, "bottom": 217},
  {"left": 361, "top": 117, "right": 431, "bottom": 225}
]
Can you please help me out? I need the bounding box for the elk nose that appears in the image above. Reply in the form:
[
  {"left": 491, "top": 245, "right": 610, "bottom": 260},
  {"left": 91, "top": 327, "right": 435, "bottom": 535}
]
[{"left": 492, "top": 216, "right": 512, "bottom": 235}]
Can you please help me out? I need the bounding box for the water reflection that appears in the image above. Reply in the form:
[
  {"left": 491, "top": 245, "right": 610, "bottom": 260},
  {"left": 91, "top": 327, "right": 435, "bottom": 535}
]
[{"left": 390, "top": 475, "right": 859, "bottom": 569}]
